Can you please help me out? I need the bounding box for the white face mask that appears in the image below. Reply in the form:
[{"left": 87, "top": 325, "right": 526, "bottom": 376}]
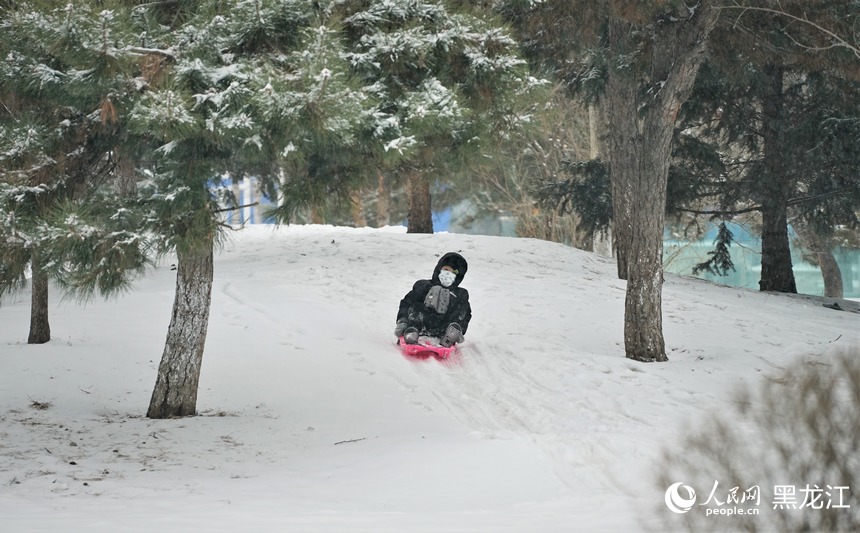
[{"left": 438, "top": 269, "right": 457, "bottom": 287}]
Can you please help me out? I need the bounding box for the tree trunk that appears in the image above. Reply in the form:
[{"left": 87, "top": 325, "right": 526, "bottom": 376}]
[
  {"left": 606, "top": 54, "right": 637, "bottom": 280},
  {"left": 147, "top": 244, "right": 214, "bottom": 419},
  {"left": 758, "top": 63, "right": 797, "bottom": 293},
  {"left": 117, "top": 152, "right": 137, "bottom": 196},
  {"left": 794, "top": 222, "right": 844, "bottom": 298},
  {"left": 28, "top": 253, "right": 51, "bottom": 344},
  {"left": 588, "top": 100, "right": 602, "bottom": 160},
  {"left": 620, "top": 123, "right": 674, "bottom": 362},
  {"left": 834, "top": 249, "right": 853, "bottom": 296},
  {"left": 309, "top": 205, "right": 325, "bottom": 225},
  {"left": 376, "top": 171, "right": 390, "bottom": 228},
  {"left": 406, "top": 170, "right": 433, "bottom": 234},
  {"left": 351, "top": 190, "right": 367, "bottom": 227},
  {"left": 607, "top": 5, "right": 718, "bottom": 362},
  {"left": 820, "top": 249, "right": 845, "bottom": 299},
  {"left": 584, "top": 98, "right": 603, "bottom": 254}
]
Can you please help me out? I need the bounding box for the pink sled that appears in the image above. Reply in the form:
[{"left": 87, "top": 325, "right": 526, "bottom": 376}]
[{"left": 398, "top": 336, "right": 458, "bottom": 360}]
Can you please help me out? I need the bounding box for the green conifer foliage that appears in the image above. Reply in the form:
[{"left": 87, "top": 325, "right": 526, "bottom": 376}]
[
  {"left": 0, "top": 2, "right": 150, "bottom": 342},
  {"left": 534, "top": 158, "right": 611, "bottom": 238},
  {"left": 340, "top": 0, "right": 544, "bottom": 232},
  {"left": 693, "top": 222, "right": 736, "bottom": 277},
  {"left": 121, "top": 0, "right": 380, "bottom": 417}
]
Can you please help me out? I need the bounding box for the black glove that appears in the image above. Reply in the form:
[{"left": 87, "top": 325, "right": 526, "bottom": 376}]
[
  {"left": 394, "top": 321, "right": 408, "bottom": 337},
  {"left": 441, "top": 323, "right": 463, "bottom": 347},
  {"left": 403, "top": 327, "right": 419, "bottom": 344}
]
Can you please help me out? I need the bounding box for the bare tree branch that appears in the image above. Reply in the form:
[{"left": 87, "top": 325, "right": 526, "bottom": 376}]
[
  {"left": 214, "top": 201, "right": 259, "bottom": 214},
  {"left": 678, "top": 188, "right": 852, "bottom": 217},
  {"left": 717, "top": 4, "right": 860, "bottom": 59},
  {"left": 124, "top": 46, "right": 176, "bottom": 59}
]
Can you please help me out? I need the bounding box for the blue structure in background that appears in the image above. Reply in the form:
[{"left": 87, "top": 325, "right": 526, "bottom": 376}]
[
  {"left": 432, "top": 207, "right": 452, "bottom": 232},
  {"left": 215, "top": 176, "right": 277, "bottom": 225},
  {"left": 664, "top": 222, "right": 859, "bottom": 298}
]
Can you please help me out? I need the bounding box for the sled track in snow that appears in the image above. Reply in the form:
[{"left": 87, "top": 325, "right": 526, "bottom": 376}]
[{"left": 406, "top": 339, "right": 652, "bottom": 497}]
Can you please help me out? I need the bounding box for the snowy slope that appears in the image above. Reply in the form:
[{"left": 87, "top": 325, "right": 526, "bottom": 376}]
[{"left": 0, "top": 225, "right": 857, "bottom": 532}]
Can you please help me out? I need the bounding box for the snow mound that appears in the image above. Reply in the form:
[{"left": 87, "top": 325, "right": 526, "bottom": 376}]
[{"left": 1, "top": 225, "right": 857, "bottom": 532}]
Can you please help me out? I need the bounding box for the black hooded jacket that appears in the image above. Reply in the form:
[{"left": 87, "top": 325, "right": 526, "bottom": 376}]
[{"left": 396, "top": 252, "right": 472, "bottom": 337}]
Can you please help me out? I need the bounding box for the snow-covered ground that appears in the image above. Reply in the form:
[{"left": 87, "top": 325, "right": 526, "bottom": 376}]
[{"left": 1, "top": 225, "right": 857, "bottom": 532}]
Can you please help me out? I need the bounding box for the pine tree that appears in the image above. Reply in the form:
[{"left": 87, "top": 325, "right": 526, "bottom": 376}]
[
  {"left": 340, "top": 0, "right": 543, "bottom": 233},
  {"left": 692, "top": 222, "right": 735, "bottom": 276},
  {"left": 263, "top": 15, "right": 379, "bottom": 224},
  {"left": 667, "top": 0, "right": 860, "bottom": 295},
  {"left": 499, "top": 0, "right": 720, "bottom": 362},
  {"left": 0, "top": 0, "right": 381, "bottom": 413},
  {"left": 122, "top": 0, "right": 376, "bottom": 418},
  {"left": 0, "top": 2, "right": 150, "bottom": 343}
]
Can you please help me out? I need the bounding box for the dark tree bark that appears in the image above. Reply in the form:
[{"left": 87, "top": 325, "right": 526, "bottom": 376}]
[
  {"left": 406, "top": 170, "right": 433, "bottom": 234},
  {"left": 117, "top": 152, "right": 137, "bottom": 196},
  {"left": 376, "top": 171, "right": 390, "bottom": 228},
  {"left": 147, "top": 243, "right": 214, "bottom": 419},
  {"left": 758, "top": 63, "right": 797, "bottom": 293},
  {"left": 619, "top": 125, "right": 674, "bottom": 362},
  {"left": 28, "top": 253, "right": 51, "bottom": 344},
  {"left": 606, "top": 50, "right": 637, "bottom": 280},
  {"left": 607, "top": 5, "right": 719, "bottom": 362}
]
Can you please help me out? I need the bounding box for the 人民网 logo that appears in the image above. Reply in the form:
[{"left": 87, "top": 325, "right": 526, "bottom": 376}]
[{"left": 665, "top": 482, "right": 697, "bottom": 514}]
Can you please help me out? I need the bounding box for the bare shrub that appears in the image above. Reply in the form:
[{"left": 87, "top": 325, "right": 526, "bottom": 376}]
[
  {"left": 654, "top": 347, "right": 860, "bottom": 532},
  {"left": 467, "top": 90, "right": 599, "bottom": 250},
  {"left": 29, "top": 399, "right": 52, "bottom": 411}
]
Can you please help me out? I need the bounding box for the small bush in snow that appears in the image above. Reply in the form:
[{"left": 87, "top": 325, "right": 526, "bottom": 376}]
[{"left": 654, "top": 347, "right": 859, "bottom": 532}]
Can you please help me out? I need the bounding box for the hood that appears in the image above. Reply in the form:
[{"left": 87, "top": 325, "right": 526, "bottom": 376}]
[{"left": 432, "top": 252, "right": 468, "bottom": 288}]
